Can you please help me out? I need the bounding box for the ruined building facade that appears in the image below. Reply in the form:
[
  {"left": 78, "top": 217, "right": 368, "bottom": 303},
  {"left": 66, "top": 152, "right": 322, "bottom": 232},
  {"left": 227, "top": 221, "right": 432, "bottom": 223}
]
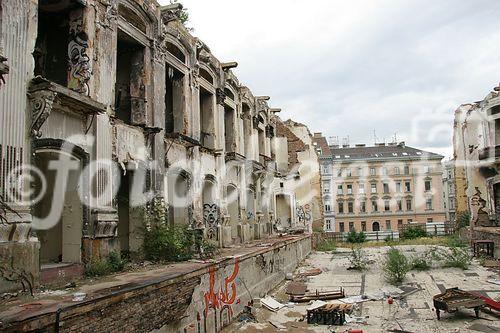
[
  {"left": 453, "top": 86, "right": 500, "bottom": 258},
  {"left": 0, "top": 0, "right": 320, "bottom": 292}
]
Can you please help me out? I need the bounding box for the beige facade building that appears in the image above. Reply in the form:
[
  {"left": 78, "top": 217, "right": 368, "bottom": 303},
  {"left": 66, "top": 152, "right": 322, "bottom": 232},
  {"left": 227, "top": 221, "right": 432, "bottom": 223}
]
[{"left": 313, "top": 135, "right": 446, "bottom": 233}]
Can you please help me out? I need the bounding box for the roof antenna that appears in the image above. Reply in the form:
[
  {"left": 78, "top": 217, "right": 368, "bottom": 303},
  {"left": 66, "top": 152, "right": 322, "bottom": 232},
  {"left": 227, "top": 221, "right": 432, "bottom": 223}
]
[{"left": 373, "top": 130, "right": 379, "bottom": 145}]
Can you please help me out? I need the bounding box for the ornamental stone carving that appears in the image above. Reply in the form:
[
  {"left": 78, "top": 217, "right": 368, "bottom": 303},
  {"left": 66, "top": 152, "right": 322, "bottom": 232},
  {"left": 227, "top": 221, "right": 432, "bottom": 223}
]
[{"left": 29, "top": 90, "right": 57, "bottom": 138}]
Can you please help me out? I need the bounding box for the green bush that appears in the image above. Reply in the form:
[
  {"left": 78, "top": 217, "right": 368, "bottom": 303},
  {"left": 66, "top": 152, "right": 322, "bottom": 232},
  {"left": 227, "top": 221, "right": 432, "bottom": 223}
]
[
  {"left": 442, "top": 247, "right": 471, "bottom": 270},
  {"left": 402, "top": 226, "right": 427, "bottom": 239},
  {"left": 143, "top": 224, "right": 194, "bottom": 262},
  {"left": 445, "top": 236, "right": 468, "bottom": 248},
  {"left": 383, "top": 247, "right": 410, "bottom": 284},
  {"left": 346, "top": 230, "right": 366, "bottom": 243},
  {"left": 316, "top": 239, "right": 337, "bottom": 252},
  {"left": 429, "top": 246, "right": 472, "bottom": 270},
  {"left": 85, "top": 251, "right": 127, "bottom": 277},
  {"left": 349, "top": 247, "right": 369, "bottom": 270},
  {"left": 200, "top": 240, "right": 220, "bottom": 259},
  {"left": 410, "top": 253, "right": 432, "bottom": 271},
  {"left": 107, "top": 251, "right": 126, "bottom": 272}
]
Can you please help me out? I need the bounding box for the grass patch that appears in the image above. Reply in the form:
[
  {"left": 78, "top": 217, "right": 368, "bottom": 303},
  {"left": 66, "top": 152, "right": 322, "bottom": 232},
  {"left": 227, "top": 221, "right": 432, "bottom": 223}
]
[
  {"left": 410, "top": 252, "right": 432, "bottom": 271},
  {"left": 383, "top": 247, "right": 410, "bottom": 284},
  {"left": 85, "top": 251, "right": 127, "bottom": 277},
  {"left": 316, "top": 239, "right": 338, "bottom": 252},
  {"left": 430, "top": 246, "right": 472, "bottom": 270},
  {"left": 336, "top": 236, "right": 454, "bottom": 248}
]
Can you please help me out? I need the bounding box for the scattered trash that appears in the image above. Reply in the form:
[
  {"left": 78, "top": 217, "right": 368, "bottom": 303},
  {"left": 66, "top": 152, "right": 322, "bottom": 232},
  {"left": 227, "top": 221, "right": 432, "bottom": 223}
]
[
  {"left": 486, "top": 278, "right": 500, "bottom": 286},
  {"left": 72, "top": 292, "right": 86, "bottom": 302},
  {"left": 286, "top": 281, "right": 307, "bottom": 296},
  {"left": 307, "top": 300, "right": 327, "bottom": 311},
  {"left": 307, "top": 303, "right": 352, "bottom": 325},
  {"left": 285, "top": 273, "right": 294, "bottom": 280},
  {"left": 388, "top": 296, "right": 394, "bottom": 305},
  {"left": 65, "top": 282, "right": 77, "bottom": 289},
  {"left": 261, "top": 296, "right": 285, "bottom": 312},
  {"left": 291, "top": 288, "right": 345, "bottom": 302},
  {"left": 238, "top": 305, "right": 257, "bottom": 323},
  {"left": 297, "top": 268, "right": 322, "bottom": 277},
  {"left": 339, "top": 295, "right": 370, "bottom": 304},
  {"left": 347, "top": 329, "right": 364, "bottom": 333},
  {"left": 345, "top": 314, "right": 368, "bottom": 324},
  {"left": 269, "top": 320, "right": 286, "bottom": 330}
]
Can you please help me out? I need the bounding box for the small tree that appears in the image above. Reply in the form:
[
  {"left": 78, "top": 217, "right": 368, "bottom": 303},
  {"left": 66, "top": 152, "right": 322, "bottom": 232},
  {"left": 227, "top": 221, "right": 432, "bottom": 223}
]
[{"left": 383, "top": 247, "right": 410, "bottom": 284}]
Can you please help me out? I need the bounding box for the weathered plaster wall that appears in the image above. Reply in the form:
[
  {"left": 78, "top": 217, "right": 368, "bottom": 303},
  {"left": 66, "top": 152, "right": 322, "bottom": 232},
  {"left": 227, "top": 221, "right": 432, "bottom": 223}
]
[{"left": 0, "top": 236, "right": 311, "bottom": 333}]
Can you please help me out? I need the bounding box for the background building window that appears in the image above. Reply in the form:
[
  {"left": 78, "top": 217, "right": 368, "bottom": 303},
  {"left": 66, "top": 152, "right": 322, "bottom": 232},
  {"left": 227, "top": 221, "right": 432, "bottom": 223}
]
[
  {"left": 338, "top": 202, "right": 344, "bottom": 214},
  {"left": 405, "top": 181, "right": 411, "bottom": 192},
  {"left": 384, "top": 200, "right": 390, "bottom": 211},
  {"left": 339, "top": 222, "right": 345, "bottom": 232},
  {"left": 361, "top": 221, "right": 366, "bottom": 231},
  {"left": 386, "top": 220, "right": 391, "bottom": 230},
  {"left": 372, "top": 200, "right": 378, "bottom": 212},
  {"left": 359, "top": 184, "right": 365, "bottom": 194},
  {"left": 398, "top": 219, "right": 403, "bottom": 226},
  {"left": 360, "top": 201, "right": 366, "bottom": 213},
  {"left": 427, "top": 218, "right": 433, "bottom": 223},
  {"left": 325, "top": 219, "right": 332, "bottom": 230},
  {"left": 346, "top": 169, "right": 352, "bottom": 177},
  {"left": 396, "top": 182, "right": 401, "bottom": 193},
  {"left": 394, "top": 167, "right": 400, "bottom": 175},
  {"left": 406, "top": 199, "right": 412, "bottom": 210},
  {"left": 397, "top": 199, "right": 402, "bottom": 211},
  {"left": 348, "top": 202, "right": 354, "bottom": 213},
  {"left": 404, "top": 165, "right": 410, "bottom": 175},
  {"left": 383, "top": 183, "right": 389, "bottom": 194},
  {"left": 325, "top": 204, "right": 331, "bottom": 212},
  {"left": 337, "top": 185, "right": 343, "bottom": 195},
  {"left": 358, "top": 167, "right": 363, "bottom": 176},
  {"left": 425, "top": 180, "right": 431, "bottom": 191},
  {"left": 382, "top": 167, "right": 388, "bottom": 176},
  {"left": 349, "top": 222, "right": 354, "bottom": 231},
  {"left": 370, "top": 167, "right": 376, "bottom": 176},
  {"left": 371, "top": 183, "right": 377, "bottom": 193},
  {"left": 347, "top": 184, "right": 353, "bottom": 194},
  {"left": 408, "top": 218, "right": 413, "bottom": 223},
  {"left": 426, "top": 198, "right": 433, "bottom": 210}
]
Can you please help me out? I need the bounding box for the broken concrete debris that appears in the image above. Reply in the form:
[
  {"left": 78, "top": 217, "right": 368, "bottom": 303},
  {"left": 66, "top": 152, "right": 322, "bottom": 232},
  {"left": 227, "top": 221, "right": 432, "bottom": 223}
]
[{"left": 261, "top": 296, "right": 285, "bottom": 312}]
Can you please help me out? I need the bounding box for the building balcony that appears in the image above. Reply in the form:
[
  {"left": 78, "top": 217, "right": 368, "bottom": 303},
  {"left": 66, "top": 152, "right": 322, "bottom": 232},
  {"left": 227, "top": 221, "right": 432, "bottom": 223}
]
[{"left": 28, "top": 77, "right": 106, "bottom": 138}]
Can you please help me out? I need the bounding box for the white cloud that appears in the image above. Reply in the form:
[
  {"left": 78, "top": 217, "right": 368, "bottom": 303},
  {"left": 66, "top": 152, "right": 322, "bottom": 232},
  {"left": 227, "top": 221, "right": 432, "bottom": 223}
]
[{"left": 161, "top": 0, "right": 500, "bottom": 157}]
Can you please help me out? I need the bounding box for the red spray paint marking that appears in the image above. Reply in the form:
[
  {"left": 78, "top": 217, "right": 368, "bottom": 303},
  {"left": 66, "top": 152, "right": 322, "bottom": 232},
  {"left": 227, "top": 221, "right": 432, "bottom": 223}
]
[{"left": 204, "top": 257, "right": 240, "bottom": 315}]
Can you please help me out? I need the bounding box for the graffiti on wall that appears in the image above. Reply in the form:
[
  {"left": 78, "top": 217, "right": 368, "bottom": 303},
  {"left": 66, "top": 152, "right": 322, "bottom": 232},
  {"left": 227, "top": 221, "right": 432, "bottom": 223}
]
[
  {"left": 203, "top": 203, "right": 219, "bottom": 240},
  {"left": 203, "top": 258, "right": 240, "bottom": 329},
  {"left": 296, "top": 203, "right": 311, "bottom": 225},
  {"left": 68, "top": 14, "right": 91, "bottom": 95}
]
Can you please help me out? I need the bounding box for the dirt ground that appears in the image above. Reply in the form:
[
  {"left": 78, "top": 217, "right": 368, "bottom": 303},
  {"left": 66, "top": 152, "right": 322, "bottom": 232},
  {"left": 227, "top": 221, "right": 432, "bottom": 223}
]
[{"left": 224, "top": 245, "right": 500, "bottom": 333}]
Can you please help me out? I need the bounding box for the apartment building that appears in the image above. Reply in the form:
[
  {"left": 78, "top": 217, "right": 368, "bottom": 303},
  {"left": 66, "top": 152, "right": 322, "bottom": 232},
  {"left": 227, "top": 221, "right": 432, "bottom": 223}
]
[{"left": 313, "top": 135, "right": 446, "bottom": 232}]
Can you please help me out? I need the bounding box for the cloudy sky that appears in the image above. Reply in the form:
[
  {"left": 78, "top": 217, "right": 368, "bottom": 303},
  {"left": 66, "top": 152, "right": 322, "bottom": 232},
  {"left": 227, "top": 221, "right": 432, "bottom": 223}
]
[{"left": 161, "top": 0, "right": 500, "bottom": 158}]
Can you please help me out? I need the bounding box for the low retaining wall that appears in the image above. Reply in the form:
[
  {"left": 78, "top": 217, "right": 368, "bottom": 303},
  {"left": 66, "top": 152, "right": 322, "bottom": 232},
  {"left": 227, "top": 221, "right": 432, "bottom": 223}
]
[
  {"left": 472, "top": 226, "right": 500, "bottom": 258},
  {"left": 1, "top": 235, "right": 311, "bottom": 333}
]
